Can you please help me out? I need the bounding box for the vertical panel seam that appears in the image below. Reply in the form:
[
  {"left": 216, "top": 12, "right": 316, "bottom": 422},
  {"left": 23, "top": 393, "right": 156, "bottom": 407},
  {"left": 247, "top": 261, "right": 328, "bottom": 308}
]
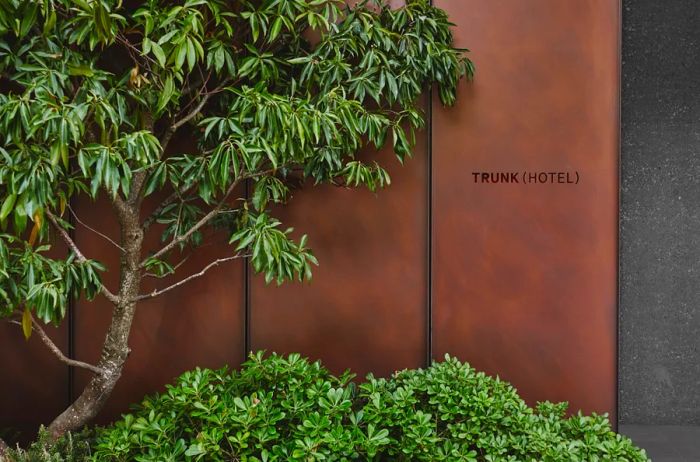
[
  {"left": 244, "top": 179, "right": 251, "bottom": 361},
  {"left": 426, "top": 0, "right": 434, "bottom": 369},
  {"left": 66, "top": 150, "right": 76, "bottom": 406},
  {"left": 67, "top": 201, "right": 75, "bottom": 405}
]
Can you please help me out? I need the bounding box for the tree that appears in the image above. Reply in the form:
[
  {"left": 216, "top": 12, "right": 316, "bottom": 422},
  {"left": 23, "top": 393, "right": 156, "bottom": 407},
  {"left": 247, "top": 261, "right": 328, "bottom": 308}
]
[{"left": 0, "top": 0, "right": 472, "bottom": 441}]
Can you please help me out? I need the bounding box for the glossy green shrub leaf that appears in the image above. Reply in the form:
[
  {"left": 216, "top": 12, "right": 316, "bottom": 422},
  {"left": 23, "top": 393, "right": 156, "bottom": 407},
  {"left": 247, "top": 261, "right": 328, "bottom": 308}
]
[{"left": 93, "top": 353, "right": 650, "bottom": 462}]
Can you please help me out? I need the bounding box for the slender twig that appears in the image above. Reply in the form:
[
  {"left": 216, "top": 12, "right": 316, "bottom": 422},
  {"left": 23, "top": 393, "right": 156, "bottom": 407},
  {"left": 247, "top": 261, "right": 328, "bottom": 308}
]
[
  {"left": 142, "top": 161, "right": 293, "bottom": 231},
  {"left": 116, "top": 33, "right": 157, "bottom": 70},
  {"left": 178, "top": 68, "right": 212, "bottom": 115},
  {"left": 67, "top": 204, "right": 125, "bottom": 252},
  {"left": 135, "top": 254, "right": 247, "bottom": 301},
  {"left": 8, "top": 316, "right": 104, "bottom": 376},
  {"left": 46, "top": 211, "right": 121, "bottom": 305}
]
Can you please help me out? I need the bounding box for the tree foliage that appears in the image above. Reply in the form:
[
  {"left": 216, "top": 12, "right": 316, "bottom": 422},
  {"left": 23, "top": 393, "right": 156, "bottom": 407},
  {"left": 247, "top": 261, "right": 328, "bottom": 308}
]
[{"left": 0, "top": 0, "right": 471, "bottom": 332}]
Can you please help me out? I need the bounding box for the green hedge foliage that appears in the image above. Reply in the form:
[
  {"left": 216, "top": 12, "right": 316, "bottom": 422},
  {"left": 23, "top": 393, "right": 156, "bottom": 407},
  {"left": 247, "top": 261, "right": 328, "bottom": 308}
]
[{"left": 93, "top": 353, "right": 649, "bottom": 462}]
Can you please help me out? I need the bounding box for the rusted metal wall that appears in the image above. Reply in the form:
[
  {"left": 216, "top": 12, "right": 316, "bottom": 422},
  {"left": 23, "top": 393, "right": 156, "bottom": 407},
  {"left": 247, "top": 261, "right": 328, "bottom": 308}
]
[
  {"left": 0, "top": 315, "right": 68, "bottom": 441},
  {"left": 249, "top": 127, "right": 430, "bottom": 379},
  {"left": 431, "top": 0, "right": 619, "bottom": 419},
  {"left": 0, "top": 1, "right": 620, "bottom": 436}
]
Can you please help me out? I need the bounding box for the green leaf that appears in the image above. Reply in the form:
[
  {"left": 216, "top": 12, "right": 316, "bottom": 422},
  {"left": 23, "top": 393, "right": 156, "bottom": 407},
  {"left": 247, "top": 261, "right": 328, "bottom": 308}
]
[
  {"left": 21, "top": 307, "right": 32, "bottom": 340},
  {"left": 175, "top": 43, "right": 187, "bottom": 70},
  {"left": 186, "top": 37, "right": 196, "bottom": 71},
  {"left": 0, "top": 194, "right": 17, "bottom": 221},
  {"left": 43, "top": 10, "right": 56, "bottom": 35},
  {"left": 269, "top": 17, "right": 283, "bottom": 42},
  {"left": 185, "top": 444, "right": 206, "bottom": 457},
  {"left": 67, "top": 64, "right": 94, "bottom": 77},
  {"left": 157, "top": 75, "right": 174, "bottom": 114},
  {"left": 150, "top": 41, "right": 166, "bottom": 67}
]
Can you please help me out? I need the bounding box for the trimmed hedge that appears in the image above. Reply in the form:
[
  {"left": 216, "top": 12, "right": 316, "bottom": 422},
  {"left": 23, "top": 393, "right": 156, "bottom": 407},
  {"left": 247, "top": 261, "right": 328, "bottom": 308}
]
[{"left": 93, "top": 353, "right": 648, "bottom": 461}]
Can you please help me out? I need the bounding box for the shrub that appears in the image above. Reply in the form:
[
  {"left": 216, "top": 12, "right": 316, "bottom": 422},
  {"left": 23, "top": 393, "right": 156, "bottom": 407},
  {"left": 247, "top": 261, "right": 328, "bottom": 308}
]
[
  {"left": 4, "top": 427, "right": 93, "bottom": 462},
  {"left": 94, "top": 353, "right": 648, "bottom": 462},
  {"left": 93, "top": 353, "right": 648, "bottom": 461},
  {"left": 94, "top": 353, "right": 361, "bottom": 461},
  {"left": 360, "top": 360, "right": 646, "bottom": 461}
]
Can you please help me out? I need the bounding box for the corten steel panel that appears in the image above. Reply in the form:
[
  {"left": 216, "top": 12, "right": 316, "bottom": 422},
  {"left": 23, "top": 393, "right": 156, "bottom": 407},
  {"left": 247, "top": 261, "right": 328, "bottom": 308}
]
[
  {"left": 250, "top": 131, "right": 429, "bottom": 378},
  {"left": 0, "top": 319, "right": 68, "bottom": 443},
  {"left": 72, "top": 134, "right": 245, "bottom": 424},
  {"left": 432, "top": 0, "right": 619, "bottom": 419}
]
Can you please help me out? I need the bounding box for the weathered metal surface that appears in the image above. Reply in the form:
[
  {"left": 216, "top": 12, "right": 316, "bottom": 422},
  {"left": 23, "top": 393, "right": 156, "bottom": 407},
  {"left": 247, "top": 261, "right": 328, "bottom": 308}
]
[
  {"left": 432, "top": 0, "right": 619, "bottom": 418},
  {"left": 249, "top": 130, "right": 429, "bottom": 379},
  {"left": 0, "top": 1, "right": 620, "bottom": 432},
  {"left": 0, "top": 323, "right": 69, "bottom": 442}
]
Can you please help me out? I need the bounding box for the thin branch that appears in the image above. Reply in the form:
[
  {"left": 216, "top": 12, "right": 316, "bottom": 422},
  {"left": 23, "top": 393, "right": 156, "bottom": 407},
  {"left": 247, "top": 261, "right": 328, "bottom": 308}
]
[
  {"left": 46, "top": 211, "right": 121, "bottom": 305},
  {"left": 115, "top": 33, "right": 157, "bottom": 71},
  {"left": 8, "top": 316, "right": 104, "bottom": 376},
  {"left": 67, "top": 204, "right": 125, "bottom": 252},
  {"left": 142, "top": 162, "right": 289, "bottom": 232},
  {"left": 160, "top": 77, "right": 232, "bottom": 150},
  {"left": 142, "top": 178, "right": 241, "bottom": 266},
  {"left": 160, "top": 95, "right": 209, "bottom": 148},
  {"left": 135, "top": 254, "right": 247, "bottom": 301},
  {"left": 178, "top": 68, "right": 212, "bottom": 115}
]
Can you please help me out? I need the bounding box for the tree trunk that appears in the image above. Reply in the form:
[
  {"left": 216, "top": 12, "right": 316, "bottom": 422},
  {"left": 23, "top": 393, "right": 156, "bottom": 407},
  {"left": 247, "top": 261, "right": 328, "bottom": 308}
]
[
  {"left": 47, "top": 202, "right": 144, "bottom": 439},
  {"left": 46, "top": 301, "right": 138, "bottom": 437}
]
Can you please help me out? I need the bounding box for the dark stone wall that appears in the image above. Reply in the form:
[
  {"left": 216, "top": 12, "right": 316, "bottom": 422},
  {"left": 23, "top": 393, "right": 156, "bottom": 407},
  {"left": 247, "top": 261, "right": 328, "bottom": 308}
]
[{"left": 621, "top": 0, "right": 700, "bottom": 424}]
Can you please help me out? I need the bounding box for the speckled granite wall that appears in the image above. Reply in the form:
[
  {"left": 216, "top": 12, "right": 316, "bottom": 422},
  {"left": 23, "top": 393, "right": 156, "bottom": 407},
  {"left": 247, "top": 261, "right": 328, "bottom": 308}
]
[{"left": 621, "top": 0, "right": 700, "bottom": 424}]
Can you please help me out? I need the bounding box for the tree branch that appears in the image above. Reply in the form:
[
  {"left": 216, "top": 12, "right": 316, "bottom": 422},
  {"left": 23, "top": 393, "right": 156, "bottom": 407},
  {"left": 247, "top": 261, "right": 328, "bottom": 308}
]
[
  {"left": 142, "top": 178, "right": 242, "bottom": 265},
  {"left": 116, "top": 33, "right": 157, "bottom": 72},
  {"left": 9, "top": 316, "right": 104, "bottom": 376},
  {"left": 46, "top": 211, "right": 121, "bottom": 305},
  {"left": 142, "top": 160, "right": 289, "bottom": 232},
  {"left": 159, "top": 77, "right": 232, "bottom": 151},
  {"left": 110, "top": 191, "right": 130, "bottom": 218},
  {"left": 135, "top": 254, "right": 247, "bottom": 301},
  {"left": 67, "top": 204, "right": 125, "bottom": 252}
]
